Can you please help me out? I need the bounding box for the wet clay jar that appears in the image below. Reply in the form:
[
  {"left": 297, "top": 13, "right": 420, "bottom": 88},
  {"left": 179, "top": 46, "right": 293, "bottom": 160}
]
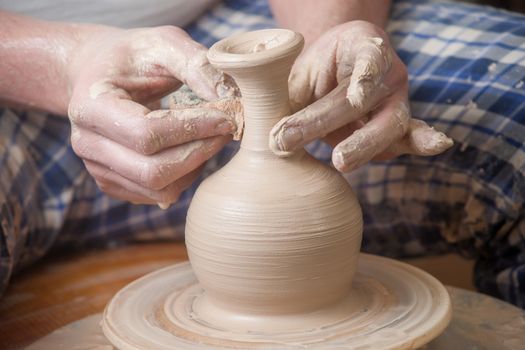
[{"left": 185, "top": 29, "right": 363, "bottom": 331}]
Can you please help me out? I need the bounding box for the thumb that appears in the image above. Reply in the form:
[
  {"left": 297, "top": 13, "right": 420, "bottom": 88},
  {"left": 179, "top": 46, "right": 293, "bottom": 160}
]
[
  {"left": 183, "top": 48, "right": 239, "bottom": 101},
  {"left": 288, "top": 55, "right": 316, "bottom": 113},
  {"left": 158, "top": 26, "right": 239, "bottom": 100}
]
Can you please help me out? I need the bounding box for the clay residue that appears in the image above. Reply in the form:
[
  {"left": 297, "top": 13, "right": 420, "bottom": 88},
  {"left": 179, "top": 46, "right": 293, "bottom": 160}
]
[
  {"left": 169, "top": 87, "right": 244, "bottom": 140},
  {"left": 384, "top": 118, "right": 453, "bottom": 158},
  {"left": 169, "top": 85, "right": 206, "bottom": 107},
  {"left": 252, "top": 36, "right": 282, "bottom": 53},
  {"left": 404, "top": 119, "right": 454, "bottom": 155},
  {"left": 466, "top": 100, "right": 478, "bottom": 110},
  {"left": 346, "top": 37, "right": 391, "bottom": 111}
]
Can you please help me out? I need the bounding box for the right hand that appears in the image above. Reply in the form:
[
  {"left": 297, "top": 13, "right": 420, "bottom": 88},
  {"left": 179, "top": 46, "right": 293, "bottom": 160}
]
[
  {"left": 270, "top": 21, "right": 452, "bottom": 171},
  {"left": 67, "top": 26, "right": 238, "bottom": 207}
]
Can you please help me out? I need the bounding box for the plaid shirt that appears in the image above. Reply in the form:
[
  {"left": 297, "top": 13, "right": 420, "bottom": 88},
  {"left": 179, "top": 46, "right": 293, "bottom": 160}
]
[{"left": 1, "top": 0, "right": 524, "bottom": 307}]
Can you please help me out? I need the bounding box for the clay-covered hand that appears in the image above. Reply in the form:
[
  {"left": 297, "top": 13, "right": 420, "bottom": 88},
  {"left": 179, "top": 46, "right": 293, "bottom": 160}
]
[
  {"left": 269, "top": 21, "right": 453, "bottom": 172},
  {"left": 68, "top": 26, "right": 238, "bottom": 206}
]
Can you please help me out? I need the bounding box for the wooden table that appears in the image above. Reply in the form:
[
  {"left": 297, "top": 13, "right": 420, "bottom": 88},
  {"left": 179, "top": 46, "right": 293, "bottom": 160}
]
[
  {"left": 1, "top": 243, "right": 524, "bottom": 350},
  {"left": 0, "top": 243, "right": 188, "bottom": 350}
]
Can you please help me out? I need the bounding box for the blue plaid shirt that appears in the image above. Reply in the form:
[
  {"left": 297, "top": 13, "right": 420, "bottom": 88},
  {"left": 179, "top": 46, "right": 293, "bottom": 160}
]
[{"left": 1, "top": 0, "right": 524, "bottom": 308}]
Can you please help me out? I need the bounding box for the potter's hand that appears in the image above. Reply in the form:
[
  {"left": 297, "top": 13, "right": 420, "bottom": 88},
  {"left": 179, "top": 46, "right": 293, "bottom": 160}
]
[
  {"left": 269, "top": 21, "right": 453, "bottom": 172},
  {"left": 68, "top": 26, "right": 238, "bottom": 205}
]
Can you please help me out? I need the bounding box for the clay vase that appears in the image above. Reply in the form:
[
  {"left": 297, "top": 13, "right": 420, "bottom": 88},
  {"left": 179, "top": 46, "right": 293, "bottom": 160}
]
[{"left": 185, "top": 29, "right": 363, "bottom": 331}]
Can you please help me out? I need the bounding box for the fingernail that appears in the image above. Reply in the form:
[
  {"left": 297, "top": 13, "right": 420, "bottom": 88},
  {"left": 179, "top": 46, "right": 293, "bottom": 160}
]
[
  {"left": 216, "top": 74, "right": 240, "bottom": 99},
  {"left": 332, "top": 148, "right": 359, "bottom": 173},
  {"left": 332, "top": 150, "right": 345, "bottom": 171},
  {"left": 332, "top": 149, "right": 348, "bottom": 172},
  {"left": 158, "top": 202, "right": 170, "bottom": 210},
  {"left": 274, "top": 126, "right": 303, "bottom": 153}
]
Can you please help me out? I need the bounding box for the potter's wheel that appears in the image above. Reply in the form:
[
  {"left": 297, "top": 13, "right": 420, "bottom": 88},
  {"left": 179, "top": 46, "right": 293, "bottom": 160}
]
[{"left": 102, "top": 253, "right": 451, "bottom": 349}]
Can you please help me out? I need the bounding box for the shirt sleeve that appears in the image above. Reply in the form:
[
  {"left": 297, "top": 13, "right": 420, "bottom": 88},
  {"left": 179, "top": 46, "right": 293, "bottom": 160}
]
[
  {"left": 474, "top": 219, "right": 525, "bottom": 307},
  {"left": 0, "top": 108, "right": 47, "bottom": 295}
]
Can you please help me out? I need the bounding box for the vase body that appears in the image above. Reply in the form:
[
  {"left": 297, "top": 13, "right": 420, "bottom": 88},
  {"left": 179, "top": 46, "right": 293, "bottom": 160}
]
[{"left": 185, "top": 29, "right": 363, "bottom": 317}]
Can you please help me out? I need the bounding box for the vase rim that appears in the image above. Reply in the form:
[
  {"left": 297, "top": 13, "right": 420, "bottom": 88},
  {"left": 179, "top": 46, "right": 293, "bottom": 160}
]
[{"left": 208, "top": 28, "right": 304, "bottom": 69}]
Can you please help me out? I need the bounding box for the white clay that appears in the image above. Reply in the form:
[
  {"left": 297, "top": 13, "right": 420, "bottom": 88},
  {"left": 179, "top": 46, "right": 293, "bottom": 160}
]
[{"left": 185, "top": 29, "right": 362, "bottom": 321}]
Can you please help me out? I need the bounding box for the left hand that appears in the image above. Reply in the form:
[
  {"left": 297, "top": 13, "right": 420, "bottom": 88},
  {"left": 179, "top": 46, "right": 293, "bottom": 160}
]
[
  {"left": 67, "top": 26, "right": 238, "bottom": 206},
  {"left": 269, "top": 21, "right": 453, "bottom": 172}
]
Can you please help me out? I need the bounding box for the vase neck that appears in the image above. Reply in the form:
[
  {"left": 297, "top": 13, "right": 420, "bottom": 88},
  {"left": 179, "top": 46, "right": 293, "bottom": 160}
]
[
  {"left": 233, "top": 67, "right": 292, "bottom": 152},
  {"left": 207, "top": 29, "right": 304, "bottom": 154}
]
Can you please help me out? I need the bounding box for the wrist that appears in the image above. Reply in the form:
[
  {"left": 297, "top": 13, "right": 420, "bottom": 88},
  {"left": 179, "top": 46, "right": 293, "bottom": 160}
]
[
  {"left": 0, "top": 12, "right": 117, "bottom": 115},
  {"left": 54, "top": 24, "right": 108, "bottom": 114},
  {"left": 66, "top": 24, "right": 121, "bottom": 104},
  {"left": 269, "top": 0, "right": 391, "bottom": 48}
]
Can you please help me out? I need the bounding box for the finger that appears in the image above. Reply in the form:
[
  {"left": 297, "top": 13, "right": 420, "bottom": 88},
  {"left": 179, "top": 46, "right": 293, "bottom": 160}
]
[
  {"left": 270, "top": 79, "right": 366, "bottom": 156},
  {"left": 270, "top": 76, "right": 389, "bottom": 156},
  {"left": 70, "top": 95, "right": 238, "bottom": 155},
  {"left": 323, "top": 120, "right": 366, "bottom": 148},
  {"left": 150, "top": 26, "right": 238, "bottom": 100},
  {"left": 92, "top": 178, "right": 156, "bottom": 205},
  {"left": 346, "top": 37, "right": 392, "bottom": 111},
  {"left": 97, "top": 184, "right": 157, "bottom": 204},
  {"left": 85, "top": 160, "right": 201, "bottom": 204},
  {"left": 72, "top": 127, "right": 230, "bottom": 190},
  {"left": 288, "top": 57, "right": 316, "bottom": 113},
  {"left": 332, "top": 96, "right": 410, "bottom": 172},
  {"left": 288, "top": 44, "right": 335, "bottom": 113},
  {"left": 378, "top": 119, "right": 454, "bottom": 158}
]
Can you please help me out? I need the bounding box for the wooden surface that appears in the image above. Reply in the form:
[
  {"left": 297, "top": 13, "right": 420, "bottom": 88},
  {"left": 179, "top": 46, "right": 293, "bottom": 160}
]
[
  {"left": 403, "top": 253, "right": 475, "bottom": 291},
  {"left": 0, "top": 243, "right": 475, "bottom": 350},
  {"left": 0, "top": 243, "right": 188, "bottom": 350}
]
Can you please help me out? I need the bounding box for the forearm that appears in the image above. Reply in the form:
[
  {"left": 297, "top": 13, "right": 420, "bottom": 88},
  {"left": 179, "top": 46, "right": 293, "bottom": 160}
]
[
  {"left": 269, "top": 0, "right": 391, "bottom": 47},
  {"left": 0, "top": 12, "right": 108, "bottom": 115}
]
